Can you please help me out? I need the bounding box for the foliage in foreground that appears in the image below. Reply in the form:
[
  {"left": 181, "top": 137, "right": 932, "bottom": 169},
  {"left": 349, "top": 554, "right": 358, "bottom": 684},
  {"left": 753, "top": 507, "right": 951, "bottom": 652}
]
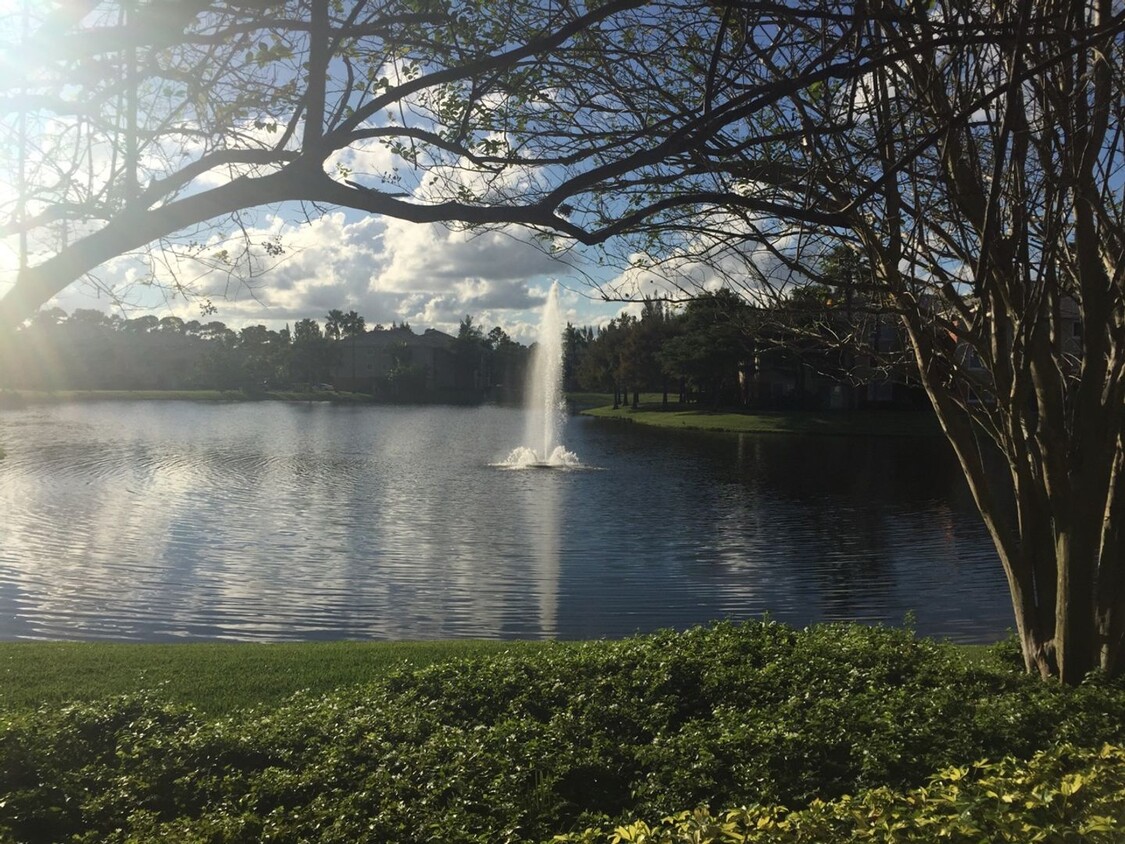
[
  {"left": 1, "top": 622, "right": 1124, "bottom": 843},
  {"left": 555, "top": 744, "right": 1125, "bottom": 843}
]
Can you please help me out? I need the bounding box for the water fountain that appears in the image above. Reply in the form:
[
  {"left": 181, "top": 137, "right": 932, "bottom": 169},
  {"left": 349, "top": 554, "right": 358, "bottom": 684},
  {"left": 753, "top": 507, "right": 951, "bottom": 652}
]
[{"left": 503, "top": 281, "right": 579, "bottom": 468}]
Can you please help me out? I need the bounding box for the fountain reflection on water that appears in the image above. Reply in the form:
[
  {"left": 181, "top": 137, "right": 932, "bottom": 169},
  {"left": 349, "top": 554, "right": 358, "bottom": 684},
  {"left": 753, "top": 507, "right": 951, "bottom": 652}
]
[{"left": 502, "top": 281, "right": 580, "bottom": 469}]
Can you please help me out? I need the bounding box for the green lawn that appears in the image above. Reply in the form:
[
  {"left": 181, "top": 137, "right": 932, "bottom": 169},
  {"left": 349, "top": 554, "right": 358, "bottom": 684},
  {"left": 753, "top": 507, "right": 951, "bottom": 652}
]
[
  {"left": 582, "top": 403, "right": 942, "bottom": 437},
  {"left": 0, "top": 388, "right": 371, "bottom": 404},
  {"left": 0, "top": 639, "right": 547, "bottom": 715}
]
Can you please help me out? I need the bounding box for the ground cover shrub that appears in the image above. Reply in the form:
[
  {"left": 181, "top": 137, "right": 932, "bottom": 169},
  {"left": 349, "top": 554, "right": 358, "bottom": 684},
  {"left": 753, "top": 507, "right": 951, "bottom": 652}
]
[
  {"left": 552, "top": 743, "right": 1125, "bottom": 843},
  {"left": 1, "top": 621, "right": 1123, "bottom": 843}
]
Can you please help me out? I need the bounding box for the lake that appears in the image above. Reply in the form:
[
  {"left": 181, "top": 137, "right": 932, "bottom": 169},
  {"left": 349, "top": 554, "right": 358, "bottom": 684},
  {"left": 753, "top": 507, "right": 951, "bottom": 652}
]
[{"left": 0, "top": 401, "right": 1012, "bottom": 643}]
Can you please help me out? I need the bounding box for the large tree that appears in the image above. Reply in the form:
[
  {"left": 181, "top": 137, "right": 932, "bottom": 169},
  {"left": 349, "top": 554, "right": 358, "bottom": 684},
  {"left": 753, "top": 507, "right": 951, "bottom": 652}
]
[
  {"left": 3, "top": 0, "right": 1124, "bottom": 681},
  {"left": 613, "top": 0, "right": 1125, "bottom": 683},
  {"left": 601, "top": 0, "right": 1125, "bottom": 683},
  {"left": 291, "top": 316, "right": 330, "bottom": 385},
  {"left": 658, "top": 290, "right": 754, "bottom": 407}
]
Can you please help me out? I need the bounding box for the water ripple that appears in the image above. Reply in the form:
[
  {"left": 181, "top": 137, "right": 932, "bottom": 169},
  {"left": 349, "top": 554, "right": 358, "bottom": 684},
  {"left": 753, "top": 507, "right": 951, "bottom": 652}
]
[{"left": 0, "top": 402, "right": 1011, "bottom": 643}]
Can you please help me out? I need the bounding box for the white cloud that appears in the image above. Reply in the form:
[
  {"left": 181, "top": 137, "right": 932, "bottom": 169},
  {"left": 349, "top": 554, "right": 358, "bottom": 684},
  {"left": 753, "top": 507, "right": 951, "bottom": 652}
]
[
  {"left": 597, "top": 212, "right": 822, "bottom": 308},
  {"left": 377, "top": 216, "right": 566, "bottom": 289},
  {"left": 3, "top": 38, "right": 632, "bottom": 336},
  {"left": 47, "top": 205, "right": 611, "bottom": 342}
]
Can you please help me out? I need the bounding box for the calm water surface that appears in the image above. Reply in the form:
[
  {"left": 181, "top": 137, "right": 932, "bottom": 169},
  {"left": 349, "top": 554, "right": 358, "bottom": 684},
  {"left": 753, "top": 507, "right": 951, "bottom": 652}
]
[{"left": 0, "top": 402, "right": 1012, "bottom": 642}]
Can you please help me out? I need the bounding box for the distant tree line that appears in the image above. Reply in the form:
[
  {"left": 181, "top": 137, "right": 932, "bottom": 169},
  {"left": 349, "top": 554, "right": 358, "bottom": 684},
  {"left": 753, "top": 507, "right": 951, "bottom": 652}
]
[
  {"left": 451, "top": 316, "right": 529, "bottom": 399},
  {"left": 3, "top": 271, "right": 915, "bottom": 410},
  {"left": 0, "top": 307, "right": 528, "bottom": 400},
  {"left": 565, "top": 275, "right": 921, "bottom": 411},
  {"left": 564, "top": 293, "right": 762, "bottom": 409}
]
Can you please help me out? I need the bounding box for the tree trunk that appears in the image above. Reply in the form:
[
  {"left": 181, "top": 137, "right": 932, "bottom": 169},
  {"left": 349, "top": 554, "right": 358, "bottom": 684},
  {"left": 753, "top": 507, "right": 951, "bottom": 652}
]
[
  {"left": 900, "top": 310, "right": 1122, "bottom": 683},
  {"left": 1054, "top": 530, "right": 1097, "bottom": 683},
  {"left": 1096, "top": 448, "right": 1125, "bottom": 676}
]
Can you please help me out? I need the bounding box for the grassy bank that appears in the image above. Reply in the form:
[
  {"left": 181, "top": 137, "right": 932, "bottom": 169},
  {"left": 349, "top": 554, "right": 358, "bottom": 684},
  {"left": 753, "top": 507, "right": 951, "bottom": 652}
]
[
  {"left": 0, "top": 639, "right": 544, "bottom": 716},
  {"left": 0, "top": 388, "right": 372, "bottom": 406},
  {"left": 0, "top": 637, "right": 1001, "bottom": 718},
  {"left": 582, "top": 403, "right": 942, "bottom": 437},
  {"left": 1, "top": 623, "right": 1122, "bottom": 842}
]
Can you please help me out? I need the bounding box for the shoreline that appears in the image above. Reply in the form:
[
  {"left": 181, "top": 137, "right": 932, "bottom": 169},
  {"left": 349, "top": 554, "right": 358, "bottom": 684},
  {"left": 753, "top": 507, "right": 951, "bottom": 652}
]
[
  {"left": 2, "top": 389, "right": 942, "bottom": 439},
  {"left": 0, "top": 388, "right": 370, "bottom": 406},
  {"left": 581, "top": 403, "right": 942, "bottom": 437},
  {"left": 0, "top": 388, "right": 522, "bottom": 408},
  {"left": 0, "top": 631, "right": 999, "bottom": 716},
  {"left": 0, "top": 639, "right": 547, "bottom": 715}
]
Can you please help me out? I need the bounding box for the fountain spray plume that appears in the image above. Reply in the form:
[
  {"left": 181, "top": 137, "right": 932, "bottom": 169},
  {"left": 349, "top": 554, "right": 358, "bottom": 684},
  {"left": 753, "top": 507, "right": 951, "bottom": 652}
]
[
  {"left": 529, "top": 281, "right": 564, "bottom": 461},
  {"left": 504, "top": 281, "right": 578, "bottom": 468}
]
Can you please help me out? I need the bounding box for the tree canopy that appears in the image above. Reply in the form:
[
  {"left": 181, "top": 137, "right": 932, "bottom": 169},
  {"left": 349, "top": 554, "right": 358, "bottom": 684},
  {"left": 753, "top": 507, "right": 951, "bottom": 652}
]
[{"left": 0, "top": 0, "right": 689, "bottom": 323}]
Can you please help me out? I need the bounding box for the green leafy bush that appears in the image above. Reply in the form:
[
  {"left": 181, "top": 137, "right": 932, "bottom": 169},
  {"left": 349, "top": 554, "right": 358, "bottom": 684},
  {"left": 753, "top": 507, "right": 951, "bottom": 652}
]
[
  {"left": 1, "top": 622, "right": 1123, "bottom": 843},
  {"left": 552, "top": 743, "right": 1125, "bottom": 843}
]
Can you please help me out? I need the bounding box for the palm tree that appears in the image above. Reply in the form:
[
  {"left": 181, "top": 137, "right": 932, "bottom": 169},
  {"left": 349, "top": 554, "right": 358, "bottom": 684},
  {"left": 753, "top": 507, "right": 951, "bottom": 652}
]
[
  {"left": 344, "top": 310, "right": 366, "bottom": 337},
  {"left": 343, "top": 310, "right": 366, "bottom": 389},
  {"left": 324, "top": 309, "right": 345, "bottom": 341}
]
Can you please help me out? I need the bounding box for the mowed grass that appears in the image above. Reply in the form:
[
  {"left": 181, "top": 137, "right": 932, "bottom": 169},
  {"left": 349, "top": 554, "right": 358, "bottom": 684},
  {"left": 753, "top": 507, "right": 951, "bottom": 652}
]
[
  {"left": 0, "top": 640, "right": 550, "bottom": 716},
  {"left": 2, "top": 389, "right": 372, "bottom": 404},
  {"left": 583, "top": 404, "right": 942, "bottom": 437}
]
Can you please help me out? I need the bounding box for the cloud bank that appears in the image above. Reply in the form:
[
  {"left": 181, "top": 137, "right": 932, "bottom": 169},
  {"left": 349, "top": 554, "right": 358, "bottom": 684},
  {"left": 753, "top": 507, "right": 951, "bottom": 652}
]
[{"left": 45, "top": 206, "right": 606, "bottom": 342}]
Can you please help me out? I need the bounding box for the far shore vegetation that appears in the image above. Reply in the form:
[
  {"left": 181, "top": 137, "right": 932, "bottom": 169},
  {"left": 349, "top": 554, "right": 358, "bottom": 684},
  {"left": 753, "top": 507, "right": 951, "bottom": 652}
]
[{"left": 2, "top": 296, "right": 926, "bottom": 416}]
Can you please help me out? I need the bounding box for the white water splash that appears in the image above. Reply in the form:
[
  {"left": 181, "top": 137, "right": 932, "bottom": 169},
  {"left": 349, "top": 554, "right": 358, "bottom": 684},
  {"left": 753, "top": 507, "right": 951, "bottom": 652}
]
[{"left": 501, "top": 444, "right": 580, "bottom": 469}]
